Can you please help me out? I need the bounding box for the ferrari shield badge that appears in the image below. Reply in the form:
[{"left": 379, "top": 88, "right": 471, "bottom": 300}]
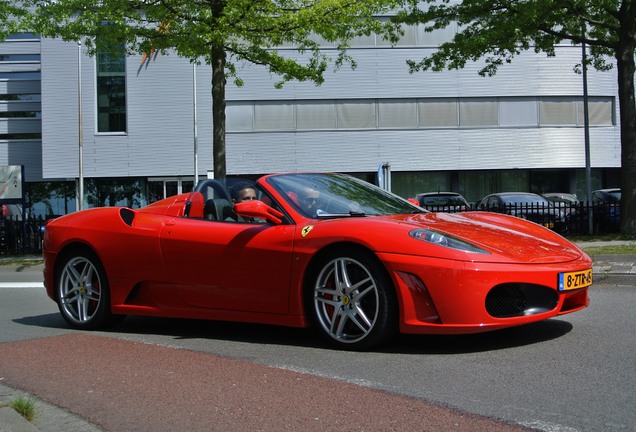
[{"left": 301, "top": 225, "right": 314, "bottom": 237}]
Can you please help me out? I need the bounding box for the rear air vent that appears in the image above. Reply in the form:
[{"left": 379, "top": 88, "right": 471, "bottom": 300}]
[{"left": 120, "top": 208, "right": 135, "bottom": 226}]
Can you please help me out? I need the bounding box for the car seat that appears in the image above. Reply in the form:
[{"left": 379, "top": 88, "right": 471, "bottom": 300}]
[{"left": 204, "top": 198, "right": 236, "bottom": 221}]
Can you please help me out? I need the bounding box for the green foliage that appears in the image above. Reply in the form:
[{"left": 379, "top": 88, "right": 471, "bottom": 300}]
[
  {"left": 11, "top": 397, "right": 36, "bottom": 422},
  {"left": 582, "top": 244, "right": 636, "bottom": 254},
  {"left": 0, "top": 397, "right": 37, "bottom": 422},
  {"left": 392, "top": 0, "right": 628, "bottom": 77},
  {"left": 24, "top": 0, "right": 401, "bottom": 87},
  {"left": 0, "top": 1, "right": 29, "bottom": 39},
  {"left": 391, "top": 0, "right": 636, "bottom": 235},
  {"left": 21, "top": 0, "right": 403, "bottom": 178}
]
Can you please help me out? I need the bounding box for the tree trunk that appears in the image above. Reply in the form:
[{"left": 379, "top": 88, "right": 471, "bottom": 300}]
[
  {"left": 616, "top": 42, "right": 636, "bottom": 234},
  {"left": 211, "top": 43, "right": 227, "bottom": 180}
]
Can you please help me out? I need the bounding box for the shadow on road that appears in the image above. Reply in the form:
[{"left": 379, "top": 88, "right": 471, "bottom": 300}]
[
  {"left": 387, "top": 319, "right": 573, "bottom": 354},
  {"left": 14, "top": 312, "right": 573, "bottom": 354}
]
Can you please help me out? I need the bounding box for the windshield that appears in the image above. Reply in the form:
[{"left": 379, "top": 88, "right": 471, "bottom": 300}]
[
  {"left": 267, "top": 173, "right": 423, "bottom": 218},
  {"left": 421, "top": 195, "right": 466, "bottom": 206},
  {"left": 500, "top": 194, "right": 549, "bottom": 205},
  {"left": 544, "top": 194, "right": 578, "bottom": 204}
]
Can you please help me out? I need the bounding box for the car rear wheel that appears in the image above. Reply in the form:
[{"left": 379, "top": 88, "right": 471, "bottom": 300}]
[
  {"left": 308, "top": 248, "right": 397, "bottom": 350},
  {"left": 56, "top": 250, "right": 112, "bottom": 330}
]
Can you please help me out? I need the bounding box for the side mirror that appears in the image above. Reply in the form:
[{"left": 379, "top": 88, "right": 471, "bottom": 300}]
[{"left": 234, "top": 200, "right": 284, "bottom": 224}]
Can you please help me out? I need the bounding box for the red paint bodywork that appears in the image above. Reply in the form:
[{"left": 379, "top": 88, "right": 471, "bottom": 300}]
[{"left": 43, "top": 174, "right": 591, "bottom": 335}]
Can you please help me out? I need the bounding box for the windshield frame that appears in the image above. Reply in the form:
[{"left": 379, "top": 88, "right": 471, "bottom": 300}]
[{"left": 266, "top": 173, "right": 424, "bottom": 219}]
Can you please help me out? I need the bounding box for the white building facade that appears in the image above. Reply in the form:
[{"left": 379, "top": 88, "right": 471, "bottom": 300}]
[{"left": 0, "top": 22, "right": 622, "bottom": 216}]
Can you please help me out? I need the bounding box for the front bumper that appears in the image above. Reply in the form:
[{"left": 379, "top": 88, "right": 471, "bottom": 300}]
[{"left": 377, "top": 252, "right": 591, "bottom": 335}]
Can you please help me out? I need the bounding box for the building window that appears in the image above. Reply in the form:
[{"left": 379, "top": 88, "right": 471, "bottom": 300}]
[
  {"left": 336, "top": 100, "right": 376, "bottom": 128},
  {"left": 418, "top": 99, "right": 458, "bottom": 127},
  {"left": 378, "top": 99, "right": 417, "bottom": 128},
  {"left": 416, "top": 21, "right": 457, "bottom": 46},
  {"left": 499, "top": 98, "right": 538, "bottom": 126},
  {"left": 225, "top": 96, "right": 615, "bottom": 132},
  {"left": 254, "top": 101, "right": 294, "bottom": 130},
  {"left": 377, "top": 20, "right": 417, "bottom": 46},
  {"left": 226, "top": 102, "right": 254, "bottom": 131},
  {"left": 539, "top": 97, "right": 576, "bottom": 125},
  {"left": 459, "top": 99, "right": 498, "bottom": 127},
  {"left": 6, "top": 33, "right": 39, "bottom": 41},
  {"left": 578, "top": 97, "right": 613, "bottom": 126},
  {"left": 297, "top": 100, "right": 336, "bottom": 129},
  {"left": 96, "top": 43, "right": 126, "bottom": 133}
]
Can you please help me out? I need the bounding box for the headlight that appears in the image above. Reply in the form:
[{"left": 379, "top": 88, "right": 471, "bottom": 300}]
[{"left": 409, "top": 229, "right": 490, "bottom": 254}]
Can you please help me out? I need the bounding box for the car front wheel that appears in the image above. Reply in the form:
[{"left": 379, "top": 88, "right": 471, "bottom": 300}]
[
  {"left": 56, "top": 250, "right": 112, "bottom": 330},
  {"left": 308, "top": 248, "right": 397, "bottom": 350}
]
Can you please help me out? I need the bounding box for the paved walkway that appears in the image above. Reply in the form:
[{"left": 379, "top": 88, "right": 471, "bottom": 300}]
[
  {"left": 0, "top": 245, "right": 634, "bottom": 432},
  {"left": 1, "top": 334, "right": 535, "bottom": 432}
]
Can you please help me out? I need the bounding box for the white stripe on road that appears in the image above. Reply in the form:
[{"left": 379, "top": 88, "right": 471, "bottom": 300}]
[
  {"left": 0, "top": 282, "right": 44, "bottom": 288},
  {"left": 519, "top": 420, "right": 580, "bottom": 432}
]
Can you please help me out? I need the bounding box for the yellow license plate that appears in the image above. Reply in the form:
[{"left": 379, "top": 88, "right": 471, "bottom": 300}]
[{"left": 558, "top": 269, "right": 593, "bottom": 291}]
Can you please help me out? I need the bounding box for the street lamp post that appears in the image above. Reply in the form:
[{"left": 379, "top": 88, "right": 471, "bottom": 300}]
[
  {"left": 78, "top": 40, "right": 84, "bottom": 211},
  {"left": 582, "top": 23, "right": 593, "bottom": 234},
  {"left": 193, "top": 62, "right": 199, "bottom": 185}
]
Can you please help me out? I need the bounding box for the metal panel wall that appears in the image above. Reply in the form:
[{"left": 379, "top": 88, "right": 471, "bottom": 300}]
[
  {"left": 40, "top": 39, "right": 620, "bottom": 180},
  {"left": 41, "top": 38, "right": 81, "bottom": 179},
  {"left": 0, "top": 37, "right": 42, "bottom": 182},
  {"left": 227, "top": 48, "right": 616, "bottom": 99},
  {"left": 41, "top": 39, "right": 214, "bottom": 179},
  {"left": 0, "top": 40, "right": 41, "bottom": 55},
  {"left": 226, "top": 127, "right": 619, "bottom": 174}
]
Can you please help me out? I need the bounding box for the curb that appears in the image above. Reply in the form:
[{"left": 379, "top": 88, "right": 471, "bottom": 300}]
[
  {"left": 0, "top": 384, "right": 102, "bottom": 432},
  {"left": 590, "top": 273, "right": 636, "bottom": 286},
  {"left": 590, "top": 253, "right": 636, "bottom": 286},
  {"left": 0, "top": 406, "right": 38, "bottom": 432}
]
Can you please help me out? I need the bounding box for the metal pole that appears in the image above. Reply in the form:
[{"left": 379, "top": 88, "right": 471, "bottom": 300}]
[
  {"left": 193, "top": 62, "right": 199, "bottom": 185},
  {"left": 78, "top": 41, "right": 84, "bottom": 211},
  {"left": 582, "top": 25, "right": 593, "bottom": 234}
]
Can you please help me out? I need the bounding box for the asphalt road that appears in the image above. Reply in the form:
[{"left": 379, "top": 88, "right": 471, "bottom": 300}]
[{"left": 0, "top": 280, "right": 634, "bottom": 432}]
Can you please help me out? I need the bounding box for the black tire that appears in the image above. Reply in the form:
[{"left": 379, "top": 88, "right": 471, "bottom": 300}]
[
  {"left": 55, "top": 248, "right": 113, "bottom": 330},
  {"left": 306, "top": 247, "right": 398, "bottom": 350}
]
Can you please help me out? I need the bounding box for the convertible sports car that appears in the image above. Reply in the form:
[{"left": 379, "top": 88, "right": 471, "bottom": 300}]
[{"left": 43, "top": 173, "right": 592, "bottom": 350}]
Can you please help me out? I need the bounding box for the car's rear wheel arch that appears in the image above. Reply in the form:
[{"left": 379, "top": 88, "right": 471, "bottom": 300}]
[
  {"left": 303, "top": 242, "right": 399, "bottom": 350},
  {"left": 55, "top": 241, "right": 97, "bottom": 269},
  {"left": 54, "top": 242, "right": 117, "bottom": 330}
]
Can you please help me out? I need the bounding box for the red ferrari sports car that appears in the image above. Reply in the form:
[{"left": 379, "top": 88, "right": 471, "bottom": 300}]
[{"left": 43, "top": 173, "right": 592, "bottom": 350}]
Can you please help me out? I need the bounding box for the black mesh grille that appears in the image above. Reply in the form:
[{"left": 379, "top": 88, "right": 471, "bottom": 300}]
[
  {"left": 486, "top": 286, "right": 527, "bottom": 317},
  {"left": 486, "top": 284, "right": 558, "bottom": 318}
]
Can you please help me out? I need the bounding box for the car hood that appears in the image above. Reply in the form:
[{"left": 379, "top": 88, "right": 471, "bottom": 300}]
[{"left": 391, "top": 211, "right": 584, "bottom": 264}]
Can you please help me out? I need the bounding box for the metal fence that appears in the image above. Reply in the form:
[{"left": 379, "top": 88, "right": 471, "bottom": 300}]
[
  {"left": 0, "top": 201, "right": 622, "bottom": 255},
  {"left": 0, "top": 217, "right": 46, "bottom": 256},
  {"left": 419, "top": 201, "right": 620, "bottom": 236}
]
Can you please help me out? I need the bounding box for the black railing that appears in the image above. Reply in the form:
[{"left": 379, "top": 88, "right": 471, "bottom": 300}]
[
  {"left": 0, "top": 201, "right": 622, "bottom": 255},
  {"left": 423, "top": 201, "right": 620, "bottom": 236},
  {"left": 0, "top": 216, "right": 46, "bottom": 256}
]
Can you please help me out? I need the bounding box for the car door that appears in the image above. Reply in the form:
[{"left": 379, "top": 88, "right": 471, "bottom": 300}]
[{"left": 159, "top": 217, "right": 296, "bottom": 314}]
